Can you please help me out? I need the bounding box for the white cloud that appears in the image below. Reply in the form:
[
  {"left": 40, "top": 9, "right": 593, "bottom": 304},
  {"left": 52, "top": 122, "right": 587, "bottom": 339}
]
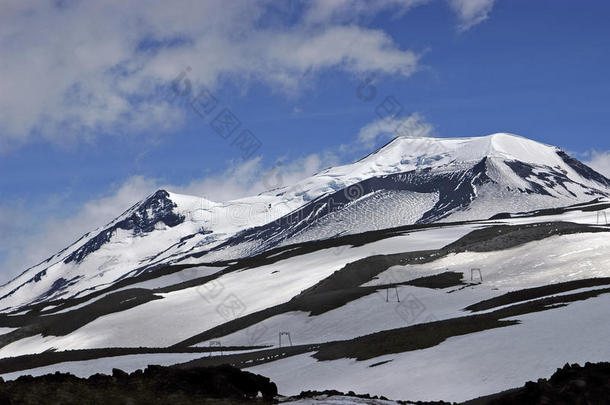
[
  {"left": 355, "top": 112, "right": 434, "bottom": 150},
  {"left": 448, "top": 0, "right": 496, "bottom": 31},
  {"left": 174, "top": 151, "right": 340, "bottom": 202},
  {"left": 0, "top": 0, "right": 422, "bottom": 150},
  {"left": 584, "top": 150, "right": 610, "bottom": 178},
  {"left": 303, "top": 0, "right": 431, "bottom": 25}
]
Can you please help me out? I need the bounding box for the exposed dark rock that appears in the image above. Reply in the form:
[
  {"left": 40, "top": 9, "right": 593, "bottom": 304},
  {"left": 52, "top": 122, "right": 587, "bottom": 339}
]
[
  {"left": 287, "top": 389, "right": 453, "bottom": 404},
  {"left": 213, "top": 158, "right": 494, "bottom": 254},
  {"left": 464, "top": 277, "right": 610, "bottom": 312},
  {"left": 481, "top": 362, "right": 610, "bottom": 405},
  {"left": 174, "top": 222, "right": 608, "bottom": 348},
  {"left": 0, "top": 191, "right": 187, "bottom": 311},
  {"left": 0, "top": 364, "right": 277, "bottom": 405},
  {"left": 556, "top": 151, "right": 610, "bottom": 187},
  {"left": 0, "top": 346, "right": 258, "bottom": 375},
  {"left": 64, "top": 190, "right": 184, "bottom": 265}
]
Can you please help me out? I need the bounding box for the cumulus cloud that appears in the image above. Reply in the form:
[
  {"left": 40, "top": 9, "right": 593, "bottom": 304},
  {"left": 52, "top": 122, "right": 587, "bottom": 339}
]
[
  {"left": 303, "top": 0, "right": 431, "bottom": 24},
  {"left": 0, "top": 0, "right": 422, "bottom": 150},
  {"left": 174, "top": 151, "right": 340, "bottom": 202},
  {"left": 448, "top": 0, "right": 496, "bottom": 31},
  {"left": 355, "top": 112, "right": 435, "bottom": 150},
  {"left": 584, "top": 150, "right": 610, "bottom": 178}
]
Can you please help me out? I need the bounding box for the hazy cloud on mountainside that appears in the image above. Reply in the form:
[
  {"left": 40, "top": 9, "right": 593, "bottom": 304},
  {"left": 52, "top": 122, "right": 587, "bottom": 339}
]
[
  {"left": 355, "top": 113, "right": 435, "bottom": 150},
  {"left": 0, "top": 149, "right": 341, "bottom": 280},
  {"left": 0, "top": 176, "right": 158, "bottom": 280},
  {"left": 585, "top": 150, "right": 610, "bottom": 178},
  {"left": 0, "top": 108, "right": 435, "bottom": 279}
]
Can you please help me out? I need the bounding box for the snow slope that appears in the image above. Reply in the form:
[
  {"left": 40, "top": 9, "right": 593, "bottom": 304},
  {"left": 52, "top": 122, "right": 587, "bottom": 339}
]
[
  {"left": 248, "top": 293, "right": 610, "bottom": 402},
  {"left": 1, "top": 133, "right": 608, "bottom": 314},
  {"left": 193, "top": 216, "right": 610, "bottom": 348},
  {"left": 0, "top": 224, "right": 476, "bottom": 357},
  {"left": 0, "top": 198, "right": 609, "bottom": 404}
]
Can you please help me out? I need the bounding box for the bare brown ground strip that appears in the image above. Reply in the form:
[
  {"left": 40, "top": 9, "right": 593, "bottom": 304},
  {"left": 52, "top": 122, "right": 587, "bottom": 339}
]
[
  {"left": 464, "top": 277, "right": 610, "bottom": 312},
  {"left": 4, "top": 283, "right": 610, "bottom": 376},
  {"left": 0, "top": 346, "right": 262, "bottom": 375}
]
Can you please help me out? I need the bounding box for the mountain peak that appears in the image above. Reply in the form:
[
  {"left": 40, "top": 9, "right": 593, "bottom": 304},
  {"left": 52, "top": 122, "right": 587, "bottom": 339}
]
[
  {"left": 483, "top": 132, "right": 558, "bottom": 161},
  {"left": 371, "top": 133, "right": 560, "bottom": 169},
  {"left": 149, "top": 188, "right": 171, "bottom": 199}
]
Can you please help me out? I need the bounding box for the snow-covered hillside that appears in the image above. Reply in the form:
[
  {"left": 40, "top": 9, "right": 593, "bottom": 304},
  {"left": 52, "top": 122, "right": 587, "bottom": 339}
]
[
  {"left": 0, "top": 199, "right": 608, "bottom": 403},
  {"left": 1, "top": 133, "right": 609, "bottom": 319}
]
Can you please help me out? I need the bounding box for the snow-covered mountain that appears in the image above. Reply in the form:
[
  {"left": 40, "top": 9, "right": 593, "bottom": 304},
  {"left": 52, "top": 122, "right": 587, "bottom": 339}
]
[
  {"left": 0, "top": 198, "right": 609, "bottom": 403},
  {"left": 0, "top": 133, "right": 610, "bottom": 403},
  {"left": 1, "top": 133, "right": 609, "bottom": 311}
]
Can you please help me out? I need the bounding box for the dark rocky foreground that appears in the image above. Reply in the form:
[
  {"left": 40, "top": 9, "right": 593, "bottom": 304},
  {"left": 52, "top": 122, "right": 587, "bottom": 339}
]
[
  {"left": 0, "top": 364, "right": 277, "bottom": 405},
  {"left": 284, "top": 389, "right": 453, "bottom": 404},
  {"left": 1, "top": 362, "right": 609, "bottom": 404},
  {"left": 287, "top": 362, "right": 610, "bottom": 404},
  {"left": 465, "top": 362, "right": 610, "bottom": 405}
]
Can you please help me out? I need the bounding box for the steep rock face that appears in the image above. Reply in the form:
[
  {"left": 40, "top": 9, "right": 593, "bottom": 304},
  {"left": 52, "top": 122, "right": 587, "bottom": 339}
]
[
  {"left": 213, "top": 157, "right": 493, "bottom": 253},
  {"left": 556, "top": 151, "right": 610, "bottom": 187},
  {"left": 205, "top": 137, "right": 610, "bottom": 256},
  {"left": 64, "top": 190, "right": 184, "bottom": 265},
  {"left": 0, "top": 190, "right": 187, "bottom": 310}
]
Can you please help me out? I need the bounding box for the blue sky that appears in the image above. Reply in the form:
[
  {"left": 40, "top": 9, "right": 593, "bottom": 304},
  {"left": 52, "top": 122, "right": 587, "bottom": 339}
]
[{"left": 1, "top": 0, "right": 610, "bottom": 279}]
